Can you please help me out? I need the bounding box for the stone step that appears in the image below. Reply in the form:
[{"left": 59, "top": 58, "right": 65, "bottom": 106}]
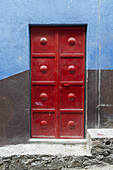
[{"left": 0, "top": 143, "right": 92, "bottom": 169}]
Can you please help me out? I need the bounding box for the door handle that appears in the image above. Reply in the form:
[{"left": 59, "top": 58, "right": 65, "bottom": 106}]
[
  {"left": 59, "top": 84, "right": 69, "bottom": 91},
  {"left": 59, "top": 86, "right": 62, "bottom": 91}
]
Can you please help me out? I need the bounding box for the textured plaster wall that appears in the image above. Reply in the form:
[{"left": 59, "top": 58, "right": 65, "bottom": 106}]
[{"left": 0, "top": 0, "right": 113, "bottom": 79}]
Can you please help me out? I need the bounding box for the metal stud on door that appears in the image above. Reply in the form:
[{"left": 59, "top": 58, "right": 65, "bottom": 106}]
[{"left": 31, "top": 27, "right": 85, "bottom": 139}]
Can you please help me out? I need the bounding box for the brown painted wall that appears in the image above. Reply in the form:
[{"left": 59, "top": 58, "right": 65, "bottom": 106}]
[
  {"left": 87, "top": 70, "right": 113, "bottom": 128},
  {"left": 100, "top": 70, "right": 113, "bottom": 128},
  {"left": 87, "top": 70, "right": 98, "bottom": 128},
  {"left": 0, "top": 71, "right": 30, "bottom": 146}
]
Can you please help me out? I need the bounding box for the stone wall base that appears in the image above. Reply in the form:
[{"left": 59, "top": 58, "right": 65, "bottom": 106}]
[
  {"left": 0, "top": 154, "right": 113, "bottom": 170},
  {"left": 0, "top": 129, "right": 113, "bottom": 169}
]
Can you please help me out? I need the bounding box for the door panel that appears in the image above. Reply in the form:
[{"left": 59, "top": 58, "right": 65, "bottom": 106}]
[
  {"left": 60, "top": 85, "right": 83, "bottom": 109},
  {"left": 60, "top": 28, "right": 85, "bottom": 54},
  {"left": 31, "top": 27, "right": 55, "bottom": 53},
  {"left": 60, "top": 58, "right": 84, "bottom": 81},
  {"left": 32, "top": 58, "right": 55, "bottom": 81},
  {"left": 32, "top": 85, "right": 55, "bottom": 109},
  {"left": 32, "top": 112, "right": 55, "bottom": 137},
  {"left": 31, "top": 27, "right": 85, "bottom": 139},
  {"left": 60, "top": 113, "right": 83, "bottom": 138}
]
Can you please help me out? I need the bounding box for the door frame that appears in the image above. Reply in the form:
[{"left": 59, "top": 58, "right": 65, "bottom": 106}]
[{"left": 29, "top": 24, "right": 87, "bottom": 139}]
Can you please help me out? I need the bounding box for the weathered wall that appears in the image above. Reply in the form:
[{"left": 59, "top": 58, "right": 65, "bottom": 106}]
[
  {"left": 0, "top": 0, "right": 113, "bottom": 145},
  {"left": 0, "top": 71, "right": 30, "bottom": 146},
  {"left": 87, "top": 70, "right": 113, "bottom": 128}
]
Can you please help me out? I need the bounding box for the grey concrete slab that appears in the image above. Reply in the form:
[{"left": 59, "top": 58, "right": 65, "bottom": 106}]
[
  {"left": 0, "top": 143, "right": 91, "bottom": 157},
  {"left": 87, "top": 129, "right": 113, "bottom": 139}
]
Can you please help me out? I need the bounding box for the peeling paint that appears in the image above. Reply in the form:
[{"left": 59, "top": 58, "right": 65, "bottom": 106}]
[
  {"left": 98, "top": 69, "right": 101, "bottom": 128},
  {"left": 96, "top": 104, "right": 113, "bottom": 108},
  {"left": 99, "top": 44, "right": 101, "bottom": 55},
  {"left": 18, "top": 56, "right": 22, "bottom": 61},
  {"left": 35, "top": 102, "right": 43, "bottom": 106},
  {"left": 98, "top": 0, "right": 101, "bottom": 21}
]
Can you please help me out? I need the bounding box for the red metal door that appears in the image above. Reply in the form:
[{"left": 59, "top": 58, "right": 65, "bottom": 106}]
[{"left": 31, "top": 27, "right": 85, "bottom": 139}]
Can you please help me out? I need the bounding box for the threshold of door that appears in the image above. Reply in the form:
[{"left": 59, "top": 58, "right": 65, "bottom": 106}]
[{"left": 29, "top": 138, "right": 86, "bottom": 145}]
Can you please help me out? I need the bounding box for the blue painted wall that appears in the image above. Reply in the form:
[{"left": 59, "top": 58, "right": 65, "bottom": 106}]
[{"left": 0, "top": 0, "right": 113, "bottom": 79}]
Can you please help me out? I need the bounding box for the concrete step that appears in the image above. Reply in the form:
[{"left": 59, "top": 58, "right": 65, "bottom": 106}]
[
  {"left": 0, "top": 143, "right": 90, "bottom": 157},
  {"left": 29, "top": 138, "right": 86, "bottom": 145}
]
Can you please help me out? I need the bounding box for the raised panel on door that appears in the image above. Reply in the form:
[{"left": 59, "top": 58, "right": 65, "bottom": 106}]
[
  {"left": 32, "top": 58, "right": 55, "bottom": 82},
  {"left": 60, "top": 28, "right": 85, "bottom": 54},
  {"left": 32, "top": 85, "right": 55, "bottom": 109},
  {"left": 31, "top": 27, "right": 55, "bottom": 54},
  {"left": 32, "top": 112, "right": 55, "bottom": 138},
  {"left": 60, "top": 113, "right": 83, "bottom": 138},
  {"left": 60, "top": 85, "right": 83, "bottom": 109},
  {"left": 60, "top": 58, "right": 84, "bottom": 82}
]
